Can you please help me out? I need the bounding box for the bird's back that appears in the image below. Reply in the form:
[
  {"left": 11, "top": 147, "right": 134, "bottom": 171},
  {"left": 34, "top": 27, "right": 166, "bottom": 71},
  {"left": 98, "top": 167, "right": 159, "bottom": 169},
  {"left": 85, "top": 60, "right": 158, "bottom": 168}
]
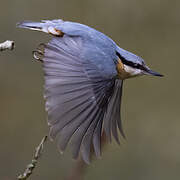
[{"left": 57, "top": 21, "right": 118, "bottom": 78}]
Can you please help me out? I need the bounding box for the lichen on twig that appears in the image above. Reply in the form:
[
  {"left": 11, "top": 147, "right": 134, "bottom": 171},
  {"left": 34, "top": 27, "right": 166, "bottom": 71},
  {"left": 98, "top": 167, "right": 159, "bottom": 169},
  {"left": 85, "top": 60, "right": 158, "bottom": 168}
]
[
  {"left": 0, "top": 40, "right": 15, "bottom": 51},
  {"left": 17, "top": 135, "right": 48, "bottom": 180}
]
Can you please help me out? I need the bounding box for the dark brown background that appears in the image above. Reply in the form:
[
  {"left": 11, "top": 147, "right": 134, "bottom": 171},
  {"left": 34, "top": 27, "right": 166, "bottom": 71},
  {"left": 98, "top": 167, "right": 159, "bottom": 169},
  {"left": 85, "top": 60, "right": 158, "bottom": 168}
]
[{"left": 0, "top": 0, "right": 179, "bottom": 179}]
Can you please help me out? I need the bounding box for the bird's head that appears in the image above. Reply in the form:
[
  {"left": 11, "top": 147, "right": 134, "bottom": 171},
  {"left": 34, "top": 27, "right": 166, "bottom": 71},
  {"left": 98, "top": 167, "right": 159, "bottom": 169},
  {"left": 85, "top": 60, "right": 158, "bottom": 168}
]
[{"left": 116, "top": 46, "right": 163, "bottom": 80}]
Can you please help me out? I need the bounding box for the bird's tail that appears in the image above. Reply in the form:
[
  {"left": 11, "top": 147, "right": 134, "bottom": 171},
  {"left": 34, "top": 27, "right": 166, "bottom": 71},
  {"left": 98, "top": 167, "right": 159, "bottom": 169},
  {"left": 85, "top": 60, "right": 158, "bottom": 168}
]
[
  {"left": 16, "top": 19, "right": 64, "bottom": 36},
  {"left": 17, "top": 21, "right": 45, "bottom": 31}
]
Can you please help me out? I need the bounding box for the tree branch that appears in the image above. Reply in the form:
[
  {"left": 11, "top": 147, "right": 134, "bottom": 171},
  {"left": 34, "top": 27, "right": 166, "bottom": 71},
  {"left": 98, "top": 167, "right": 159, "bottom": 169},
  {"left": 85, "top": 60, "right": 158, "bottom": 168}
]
[
  {"left": 0, "top": 40, "right": 15, "bottom": 51},
  {"left": 17, "top": 135, "right": 48, "bottom": 180}
]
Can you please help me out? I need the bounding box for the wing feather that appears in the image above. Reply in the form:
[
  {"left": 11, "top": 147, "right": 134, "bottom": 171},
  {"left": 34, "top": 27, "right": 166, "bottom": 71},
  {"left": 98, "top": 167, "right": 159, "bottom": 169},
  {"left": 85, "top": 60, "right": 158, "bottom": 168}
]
[{"left": 41, "top": 35, "right": 124, "bottom": 163}]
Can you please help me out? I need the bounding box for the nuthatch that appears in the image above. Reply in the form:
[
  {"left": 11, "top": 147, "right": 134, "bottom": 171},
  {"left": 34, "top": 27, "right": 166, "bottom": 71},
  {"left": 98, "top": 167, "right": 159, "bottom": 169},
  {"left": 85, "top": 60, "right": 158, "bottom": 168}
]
[{"left": 17, "top": 19, "right": 163, "bottom": 163}]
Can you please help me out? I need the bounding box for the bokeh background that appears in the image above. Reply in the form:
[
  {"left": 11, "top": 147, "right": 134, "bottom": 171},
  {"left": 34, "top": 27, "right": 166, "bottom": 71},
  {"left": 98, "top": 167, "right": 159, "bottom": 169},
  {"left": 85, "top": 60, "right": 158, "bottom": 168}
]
[{"left": 0, "top": 0, "right": 179, "bottom": 179}]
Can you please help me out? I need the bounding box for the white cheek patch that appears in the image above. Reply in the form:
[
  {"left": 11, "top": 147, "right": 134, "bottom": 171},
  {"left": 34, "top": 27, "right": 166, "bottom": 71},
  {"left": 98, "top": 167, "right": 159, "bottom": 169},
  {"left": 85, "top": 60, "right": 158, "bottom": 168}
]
[{"left": 124, "top": 65, "right": 142, "bottom": 76}]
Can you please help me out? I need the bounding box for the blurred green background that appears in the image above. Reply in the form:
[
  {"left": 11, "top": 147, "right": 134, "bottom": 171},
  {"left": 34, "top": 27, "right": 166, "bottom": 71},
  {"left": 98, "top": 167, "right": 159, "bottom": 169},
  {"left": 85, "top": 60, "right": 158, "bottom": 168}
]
[{"left": 0, "top": 0, "right": 179, "bottom": 179}]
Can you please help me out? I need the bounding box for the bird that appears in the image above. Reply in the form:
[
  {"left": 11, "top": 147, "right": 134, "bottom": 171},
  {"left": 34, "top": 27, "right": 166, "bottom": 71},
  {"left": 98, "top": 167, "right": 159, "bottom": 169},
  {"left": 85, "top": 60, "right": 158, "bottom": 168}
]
[{"left": 17, "top": 19, "right": 163, "bottom": 163}]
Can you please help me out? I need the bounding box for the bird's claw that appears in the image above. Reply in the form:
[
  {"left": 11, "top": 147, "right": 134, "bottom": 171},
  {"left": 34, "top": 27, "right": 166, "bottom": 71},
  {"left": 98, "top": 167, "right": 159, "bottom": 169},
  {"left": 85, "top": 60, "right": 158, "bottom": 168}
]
[{"left": 32, "top": 43, "right": 46, "bottom": 62}]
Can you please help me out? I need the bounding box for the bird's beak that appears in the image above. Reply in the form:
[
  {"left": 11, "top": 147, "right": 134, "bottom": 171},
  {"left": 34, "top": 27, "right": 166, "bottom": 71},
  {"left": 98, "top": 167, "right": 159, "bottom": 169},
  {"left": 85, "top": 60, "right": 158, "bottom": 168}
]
[{"left": 143, "top": 66, "right": 163, "bottom": 77}]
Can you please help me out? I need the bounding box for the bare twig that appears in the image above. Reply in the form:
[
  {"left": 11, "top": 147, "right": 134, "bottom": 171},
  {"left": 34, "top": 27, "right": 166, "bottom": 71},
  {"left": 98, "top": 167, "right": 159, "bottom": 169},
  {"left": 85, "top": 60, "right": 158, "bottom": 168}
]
[
  {"left": 17, "top": 135, "right": 48, "bottom": 180},
  {"left": 0, "top": 40, "right": 15, "bottom": 51}
]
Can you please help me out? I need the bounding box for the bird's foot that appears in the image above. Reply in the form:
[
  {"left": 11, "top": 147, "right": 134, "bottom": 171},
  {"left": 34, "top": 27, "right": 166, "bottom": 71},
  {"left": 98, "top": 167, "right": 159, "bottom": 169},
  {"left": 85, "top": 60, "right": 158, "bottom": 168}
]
[{"left": 32, "top": 43, "right": 46, "bottom": 62}]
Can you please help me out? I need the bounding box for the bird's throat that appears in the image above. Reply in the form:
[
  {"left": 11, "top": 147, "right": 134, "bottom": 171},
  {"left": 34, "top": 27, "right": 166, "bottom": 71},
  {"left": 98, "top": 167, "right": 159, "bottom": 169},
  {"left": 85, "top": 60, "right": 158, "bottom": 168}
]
[{"left": 116, "top": 58, "right": 138, "bottom": 80}]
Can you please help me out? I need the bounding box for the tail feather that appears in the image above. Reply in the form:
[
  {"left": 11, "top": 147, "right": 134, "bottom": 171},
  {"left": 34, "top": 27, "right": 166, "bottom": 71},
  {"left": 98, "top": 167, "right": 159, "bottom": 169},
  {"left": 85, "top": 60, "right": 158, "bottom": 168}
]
[
  {"left": 16, "top": 19, "right": 64, "bottom": 35},
  {"left": 16, "top": 21, "right": 44, "bottom": 31}
]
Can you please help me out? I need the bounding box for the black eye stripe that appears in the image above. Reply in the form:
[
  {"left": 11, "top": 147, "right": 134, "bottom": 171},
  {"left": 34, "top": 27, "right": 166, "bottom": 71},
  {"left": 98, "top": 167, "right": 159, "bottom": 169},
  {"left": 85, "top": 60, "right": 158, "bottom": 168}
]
[{"left": 116, "top": 52, "right": 146, "bottom": 71}]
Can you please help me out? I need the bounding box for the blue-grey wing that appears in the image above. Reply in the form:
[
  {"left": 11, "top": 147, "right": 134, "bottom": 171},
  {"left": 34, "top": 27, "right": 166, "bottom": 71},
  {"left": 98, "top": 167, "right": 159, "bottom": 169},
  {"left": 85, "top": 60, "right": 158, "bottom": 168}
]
[{"left": 42, "top": 31, "right": 123, "bottom": 163}]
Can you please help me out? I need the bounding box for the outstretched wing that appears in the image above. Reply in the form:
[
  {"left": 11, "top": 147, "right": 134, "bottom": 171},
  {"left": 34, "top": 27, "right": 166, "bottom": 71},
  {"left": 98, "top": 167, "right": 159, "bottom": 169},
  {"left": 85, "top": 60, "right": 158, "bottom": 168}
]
[
  {"left": 18, "top": 19, "right": 125, "bottom": 163},
  {"left": 42, "top": 35, "right": 124, "bottom": 163}
]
